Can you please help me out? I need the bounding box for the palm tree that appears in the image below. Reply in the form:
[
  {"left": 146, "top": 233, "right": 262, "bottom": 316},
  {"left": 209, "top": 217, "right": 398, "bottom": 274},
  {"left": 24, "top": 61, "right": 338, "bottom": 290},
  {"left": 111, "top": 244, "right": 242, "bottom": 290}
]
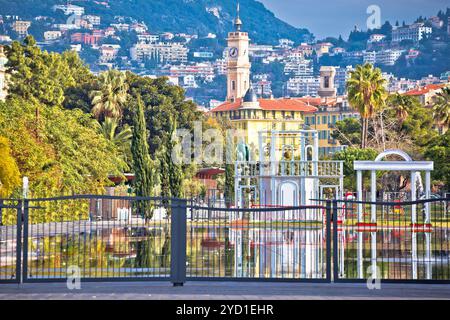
[
  {"left": 90, "top": 70, "right": 128, "bottom": 120},
  {"left": 433, "top": 86, "right": 450, "bottom": 133},
  {"left": 99, "top": 117, "right": 132, "bottom": 165},
  {"left": 347, "top": 63, "right": 387, "bottom": 149},
  {"left": 387, "top": 93, "right": 416, "bottom": 125},
  {"left": 99, "top": 117, "right": 132, "bottom": 148}
]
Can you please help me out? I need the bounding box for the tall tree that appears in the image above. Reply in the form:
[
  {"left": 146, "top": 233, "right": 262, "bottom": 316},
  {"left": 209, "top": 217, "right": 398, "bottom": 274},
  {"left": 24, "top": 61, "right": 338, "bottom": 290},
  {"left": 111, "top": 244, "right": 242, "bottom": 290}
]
[
  {"left": 131, "top": 95, "right": 153, "bottom": 219},
  {"left": 0, "top": 136, "right": 21, "bottom": 198},
  {"left": 433, "top": 86, "right": 450, "bottom": 132},
  {"left": 387, "top": 93, "right": 418, "bottom": 126},
  {"left": 160, "top": 115, "right": 183, "bottom": 204},
  {"left": 90, "top": 70, "right": 128, "bottom": 120},
  {"left": 99, "top": 117, "right": 132, "bottom": 169},
  {"left": 347, "top": 63, "right": 387, "bottom": 148}
]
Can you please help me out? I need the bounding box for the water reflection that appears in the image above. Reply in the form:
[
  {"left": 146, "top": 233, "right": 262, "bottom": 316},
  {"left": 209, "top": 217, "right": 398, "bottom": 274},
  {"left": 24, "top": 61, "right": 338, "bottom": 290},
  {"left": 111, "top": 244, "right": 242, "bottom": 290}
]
[
  {"left": 2, "top": 224, "right": 450, "bottom": 280},
  {"left": 338, "top": 228, "right": 450, "bottom": 280}
]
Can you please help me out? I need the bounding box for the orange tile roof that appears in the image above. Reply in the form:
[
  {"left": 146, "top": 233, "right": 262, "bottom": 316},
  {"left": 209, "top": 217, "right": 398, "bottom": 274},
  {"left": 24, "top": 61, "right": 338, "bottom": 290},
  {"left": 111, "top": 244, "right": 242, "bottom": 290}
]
[
  {"left": 404, "top": 84, "right": 446, "bottom": 96},
  {"left": 210, "top": 98, "right": 318, "bottom": 113}
]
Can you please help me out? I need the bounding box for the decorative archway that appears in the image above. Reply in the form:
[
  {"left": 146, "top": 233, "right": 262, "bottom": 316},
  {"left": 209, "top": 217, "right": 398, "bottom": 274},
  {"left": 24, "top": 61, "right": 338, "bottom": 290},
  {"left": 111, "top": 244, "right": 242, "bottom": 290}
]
[{"left": 353, "top": 149, "right": 434, "bottom": 226}]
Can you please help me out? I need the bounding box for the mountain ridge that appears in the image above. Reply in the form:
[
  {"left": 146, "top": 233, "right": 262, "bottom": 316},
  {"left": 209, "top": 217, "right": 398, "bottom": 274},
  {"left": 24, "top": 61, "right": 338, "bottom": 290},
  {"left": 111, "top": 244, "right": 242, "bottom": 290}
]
[{"left": 0, "top": 0, "right": 313, "bottom": 44}]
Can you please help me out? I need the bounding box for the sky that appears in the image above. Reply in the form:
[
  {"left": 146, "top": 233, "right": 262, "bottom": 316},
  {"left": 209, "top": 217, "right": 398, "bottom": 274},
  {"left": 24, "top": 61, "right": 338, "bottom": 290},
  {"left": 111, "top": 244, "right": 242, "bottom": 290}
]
[{"left": 258, "top": 0, "right": 449, "bottom": 39}]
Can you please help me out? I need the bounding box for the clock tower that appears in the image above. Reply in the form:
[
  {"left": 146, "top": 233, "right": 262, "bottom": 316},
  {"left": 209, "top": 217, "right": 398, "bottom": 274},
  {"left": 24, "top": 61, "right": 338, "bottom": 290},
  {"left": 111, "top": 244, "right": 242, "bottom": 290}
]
[{"left": 226, "top": 4, "right": 251, "bottom": 102}]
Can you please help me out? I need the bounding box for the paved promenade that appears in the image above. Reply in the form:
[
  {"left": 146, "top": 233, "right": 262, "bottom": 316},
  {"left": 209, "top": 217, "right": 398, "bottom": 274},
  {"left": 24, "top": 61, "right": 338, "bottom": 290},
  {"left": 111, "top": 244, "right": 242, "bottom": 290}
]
[{"left": 0, "top": 281, "right": 449, "bottom": 300}]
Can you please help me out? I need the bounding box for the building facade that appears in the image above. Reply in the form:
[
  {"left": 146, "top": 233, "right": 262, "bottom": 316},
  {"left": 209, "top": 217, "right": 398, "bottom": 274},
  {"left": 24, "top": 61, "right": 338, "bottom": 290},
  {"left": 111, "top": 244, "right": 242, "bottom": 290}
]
[
  {"left": 392, "top": 23, "right": 432, "bottom": 43},
  {"left": 225, "top": 8, "right": 251, "bottom": 102}
]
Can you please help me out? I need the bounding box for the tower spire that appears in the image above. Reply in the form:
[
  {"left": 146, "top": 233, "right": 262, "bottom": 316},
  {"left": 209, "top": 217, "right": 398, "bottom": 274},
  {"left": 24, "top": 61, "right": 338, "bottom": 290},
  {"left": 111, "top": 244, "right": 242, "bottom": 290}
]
[{"left": 234, "top": 2, "right": 242, "bottom": 31}]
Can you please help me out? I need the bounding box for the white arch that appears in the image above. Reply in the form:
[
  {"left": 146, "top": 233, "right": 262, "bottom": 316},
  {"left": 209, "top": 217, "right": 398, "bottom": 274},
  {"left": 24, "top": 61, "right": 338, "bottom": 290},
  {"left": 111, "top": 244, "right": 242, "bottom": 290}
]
[{"left": 374, "top": 149, "right": 412, "bottom": 162}]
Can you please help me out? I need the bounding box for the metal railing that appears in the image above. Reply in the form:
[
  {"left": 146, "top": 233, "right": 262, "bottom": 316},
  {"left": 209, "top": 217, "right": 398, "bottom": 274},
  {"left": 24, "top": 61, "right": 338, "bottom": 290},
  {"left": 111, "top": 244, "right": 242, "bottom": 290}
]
[
  {"left": 1, "top": 195, "right": 449, "bottom": 285},
  {"left": 332, "top": 197, "right": 450, "bottom": 283},
  {"left": 236, "top": 160, "right": 344, "bottom": 178}
]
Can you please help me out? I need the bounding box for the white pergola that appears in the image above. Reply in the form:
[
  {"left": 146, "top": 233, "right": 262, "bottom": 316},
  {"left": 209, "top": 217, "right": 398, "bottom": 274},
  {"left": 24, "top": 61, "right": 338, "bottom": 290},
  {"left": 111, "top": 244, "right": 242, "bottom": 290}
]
[{"left": 354, "top": 149, "right": 434, "bottom": 225}]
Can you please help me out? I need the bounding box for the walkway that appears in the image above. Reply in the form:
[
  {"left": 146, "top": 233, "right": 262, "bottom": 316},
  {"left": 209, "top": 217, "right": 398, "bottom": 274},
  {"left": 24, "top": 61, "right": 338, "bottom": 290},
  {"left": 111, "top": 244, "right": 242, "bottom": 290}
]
[{"left": 1, "top": 281, "right": 449, "bottom": 300}]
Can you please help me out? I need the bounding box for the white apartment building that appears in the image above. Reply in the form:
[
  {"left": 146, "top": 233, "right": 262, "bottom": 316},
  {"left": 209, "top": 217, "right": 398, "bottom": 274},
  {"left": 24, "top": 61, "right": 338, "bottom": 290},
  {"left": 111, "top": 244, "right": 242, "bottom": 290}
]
[
  {"left": 44, "top": 30, "right": 62, "bottom": 42},
  {"left": 376, "top": 49, "right": 404, "bottom": 66},
  {"left": 82, "top": 15, "right": 101, "bottom": 25},
  {"left": 334, "top": 65, "right": 354, "bottom": 95},
  {"left": 137, "top": 34, "right": 160, "bottom": 43},
  {"left": 214, "top": 59, "right": 227, "bottom": 75},
  {"left": 168, "top": 63, "right": 215, "bottom": 79},
  {"left": 368, "top": 34, "right": 386, "bottom": 43},
  {"left": 286, "top": 76, "right": 320, "bottom": 97},
  {"left": 130, "top": 42, "right": 188, "bottom": 63},
  {"left": 100, "top": 44, "right": 120, "bottom": 62},
  {"left": 284, "top": 59, "right": 313, "bottom": 76},
  {"left": 363, "top": 51, "right": 376, "bottom": 64},
  {"left": 364, "top": 49, "right": 404, "bottom": 66},
  {"left": 279, "top": 38, "right": 294, "bottom": 48},
  {"left": 392, "top": 23, "right": 432, "bottom": 43},
  {"left": 53, "top": 4, "right": 85, "bottom": 16},
  {"left": 182, "top": 75, "right": 198, "bottom": 88}
]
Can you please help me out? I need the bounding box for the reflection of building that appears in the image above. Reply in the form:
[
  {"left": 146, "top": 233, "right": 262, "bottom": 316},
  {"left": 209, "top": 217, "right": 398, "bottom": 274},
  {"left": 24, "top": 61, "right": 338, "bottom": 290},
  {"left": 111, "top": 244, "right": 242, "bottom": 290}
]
[{"left": 230, "top": 227, "right": 325, "bottom": 278}]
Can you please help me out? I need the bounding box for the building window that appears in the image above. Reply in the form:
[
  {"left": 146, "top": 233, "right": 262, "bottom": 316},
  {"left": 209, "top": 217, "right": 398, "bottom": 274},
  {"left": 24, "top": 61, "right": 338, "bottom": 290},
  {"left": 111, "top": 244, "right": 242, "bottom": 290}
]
[
  {"left": 324, "top": 76, "right": 330, "bottom": 88},
  {"left": 232, "top": 80, "right": 236, "bottom": 91},
  {"left": 322, "top": 116, "right": 327, "bottom": 124}
]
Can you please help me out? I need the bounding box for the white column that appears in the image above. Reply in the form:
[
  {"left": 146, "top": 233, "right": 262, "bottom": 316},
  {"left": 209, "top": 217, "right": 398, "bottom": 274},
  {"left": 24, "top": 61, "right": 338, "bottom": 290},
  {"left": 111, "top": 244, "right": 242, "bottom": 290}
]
[
  {"left": 425, "top": 171, "right": 431, "bottom": 224},
  {"left": 371, "top": 232, "right": 377, "bottom": 279},
  {"left": 357, "top": 170, "right": 363, "bottom": 223},
  {"left": 411, "top": 171, "right": 416, "bottom": 224},
  {"left": 411, "top": 232, "right": 417, "bottom": 280},
  {"left": 425, "top": 232, "right": 432, "bottom": 280},
  {"left": 357, "top": 232, "right": 363, "bottom": 278},
  {"left": 313, "top": 132, "right": 319, "bottom": 162},
  {"left": 371, "top": 170, "right": 377, "bottom": 224}
]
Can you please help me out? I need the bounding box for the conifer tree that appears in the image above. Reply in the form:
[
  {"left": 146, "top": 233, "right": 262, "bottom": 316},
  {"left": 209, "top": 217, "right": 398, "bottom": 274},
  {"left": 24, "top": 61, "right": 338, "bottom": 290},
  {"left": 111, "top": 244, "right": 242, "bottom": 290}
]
[{"left": 131, "top": 94, "right": 153, "bottom": 219}]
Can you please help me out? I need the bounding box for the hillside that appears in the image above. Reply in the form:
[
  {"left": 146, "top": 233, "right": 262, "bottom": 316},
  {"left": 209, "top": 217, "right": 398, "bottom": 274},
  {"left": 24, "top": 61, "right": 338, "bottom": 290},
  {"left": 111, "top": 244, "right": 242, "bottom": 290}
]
[{"left": 0, "top": 0, "right": 313, "bottom": 44}]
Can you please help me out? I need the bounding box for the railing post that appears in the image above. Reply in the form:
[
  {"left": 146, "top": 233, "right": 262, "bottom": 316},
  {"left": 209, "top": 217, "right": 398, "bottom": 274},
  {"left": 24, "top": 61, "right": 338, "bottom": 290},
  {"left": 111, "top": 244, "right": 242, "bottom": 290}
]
[
  {"left": 22, "top": 199, "right": 29, "bottom": 283},
  {"left": 325, "top": 200, "right": 332, "bottom": 282},
  {"left": 171, "top": 198, "right": 187, "bottom": 287},
  {"left": 16, "top": 200, "right": 23, "bottom": 284},
  {"left": 332, "top": 200, "right": 339, "bottom": 282}
]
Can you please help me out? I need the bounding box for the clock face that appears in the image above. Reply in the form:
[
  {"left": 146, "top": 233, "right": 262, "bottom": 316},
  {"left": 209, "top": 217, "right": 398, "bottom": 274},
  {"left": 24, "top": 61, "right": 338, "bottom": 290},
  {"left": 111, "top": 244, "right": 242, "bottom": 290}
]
[{"left": 229, "top": 47, "right": 238, "bottom": 58}]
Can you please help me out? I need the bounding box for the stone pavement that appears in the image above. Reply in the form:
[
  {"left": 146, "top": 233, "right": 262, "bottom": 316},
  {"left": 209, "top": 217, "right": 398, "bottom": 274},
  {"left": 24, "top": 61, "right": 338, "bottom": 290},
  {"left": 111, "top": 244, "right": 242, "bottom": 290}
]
[{"left": 0, "top": 281, "right": 450, "bottom": 300}]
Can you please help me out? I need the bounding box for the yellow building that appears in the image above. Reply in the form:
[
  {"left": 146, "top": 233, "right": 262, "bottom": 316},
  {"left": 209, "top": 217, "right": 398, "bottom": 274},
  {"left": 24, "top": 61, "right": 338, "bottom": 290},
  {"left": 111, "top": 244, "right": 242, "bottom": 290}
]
[{"left": 209, "top": 6, "right": 359, "bottom": 157}]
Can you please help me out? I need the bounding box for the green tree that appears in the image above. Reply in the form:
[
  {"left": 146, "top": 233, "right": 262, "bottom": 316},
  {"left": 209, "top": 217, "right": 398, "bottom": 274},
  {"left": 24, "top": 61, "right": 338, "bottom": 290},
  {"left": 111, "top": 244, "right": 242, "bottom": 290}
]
[
  {"left": 433, "top": 86, "right": 450, "bottom": 132},
  {"left": 331, "top": 117, "right": 361, "bottom": 146},
  {"left": 333, "top": 147, "right": 378, "bottom": 190},
  {"left": 0, "top": 136, "right": 21, "bottom": 197},
  {"left": 347, "top": 63, "right": 387, "bottom": 148},
  {"left": 131, "top": 95, "right": 154, "bottom": 219},
  {"left": 90, "top": 69, "right": 129, "bottom": 120},
  {"left": 99, "top": 117, "right": 132, "bottom": 168},
  {"left": 424, "top": 131, "right": 450, "bottom": 188},
  {"left": 6, "top": 36, "right": 91, "bottom": 106},
  {"left": 387, "top": 93, "right": 418, "bottom": 126},
  {"left": 159, "top": 116, "right": 183, "bottom": 211}
]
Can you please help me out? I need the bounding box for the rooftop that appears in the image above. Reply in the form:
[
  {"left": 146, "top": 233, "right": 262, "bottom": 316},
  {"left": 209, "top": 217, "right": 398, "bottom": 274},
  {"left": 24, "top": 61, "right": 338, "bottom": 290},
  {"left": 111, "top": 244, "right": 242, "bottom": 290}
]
[{"left": 210, "top": 98, "right": 318, "bottom": 113}]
